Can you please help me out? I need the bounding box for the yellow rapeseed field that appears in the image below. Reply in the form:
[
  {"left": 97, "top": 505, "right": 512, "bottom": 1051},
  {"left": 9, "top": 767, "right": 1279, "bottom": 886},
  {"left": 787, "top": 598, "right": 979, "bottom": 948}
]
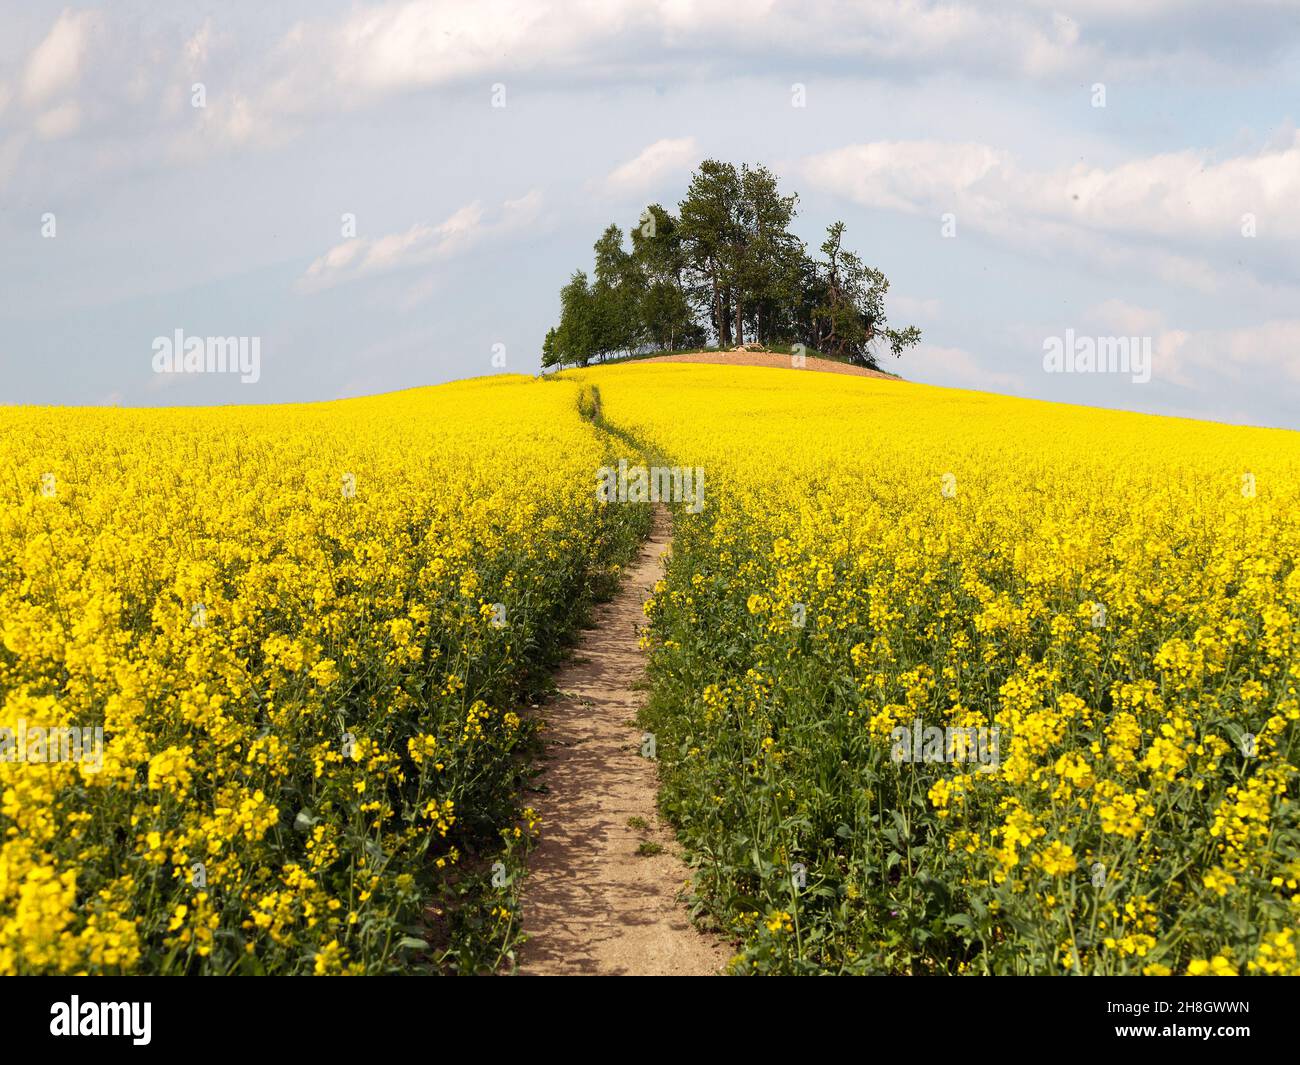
[
  {"left": 0, "top": 375, "right": 645, "bottom": 974},
  {"left": 579, "top": 361, "right": 1300, "bottom": 975},
  {"left": 4, "top": 358, "right": 1297, "bottom": 976}
]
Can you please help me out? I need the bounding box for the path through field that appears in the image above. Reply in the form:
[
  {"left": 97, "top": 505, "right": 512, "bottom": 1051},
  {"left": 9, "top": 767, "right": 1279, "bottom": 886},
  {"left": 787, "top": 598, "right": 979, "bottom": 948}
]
[{"left": 516, "top": 507, "right": 729, "bottom": 976}]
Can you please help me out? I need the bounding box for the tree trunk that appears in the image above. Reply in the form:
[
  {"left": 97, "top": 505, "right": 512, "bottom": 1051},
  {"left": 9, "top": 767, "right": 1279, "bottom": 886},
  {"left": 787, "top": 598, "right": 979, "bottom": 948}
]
[{"left": 711, "top": 275, "right": 727, "bottom": 347}]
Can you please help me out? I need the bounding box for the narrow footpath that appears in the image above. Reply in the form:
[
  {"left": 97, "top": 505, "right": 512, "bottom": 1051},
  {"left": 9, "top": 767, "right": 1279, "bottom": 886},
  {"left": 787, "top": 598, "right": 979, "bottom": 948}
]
[{"left": 516, "top": 507, "right": 729, "bottom": 975}]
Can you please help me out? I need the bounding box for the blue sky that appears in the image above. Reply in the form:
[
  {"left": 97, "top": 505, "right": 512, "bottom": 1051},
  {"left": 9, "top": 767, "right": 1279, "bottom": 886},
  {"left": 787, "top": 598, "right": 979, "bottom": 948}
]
[{"left": 2, "top": 1, "right": 1299, "bottom": 427}]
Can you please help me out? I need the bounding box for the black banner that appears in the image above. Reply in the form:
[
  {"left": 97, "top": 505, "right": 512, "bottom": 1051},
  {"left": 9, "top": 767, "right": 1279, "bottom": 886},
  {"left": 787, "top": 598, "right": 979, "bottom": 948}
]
[{"left": 1, "top": 975, "right": 1292, "bottom": 1052}]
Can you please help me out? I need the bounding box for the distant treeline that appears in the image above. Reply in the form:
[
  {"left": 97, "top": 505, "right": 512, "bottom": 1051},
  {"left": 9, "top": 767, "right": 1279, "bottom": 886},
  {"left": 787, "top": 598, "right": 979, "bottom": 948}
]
[{"left": 542, "top": 160, "right": 921, "bottom": 369}]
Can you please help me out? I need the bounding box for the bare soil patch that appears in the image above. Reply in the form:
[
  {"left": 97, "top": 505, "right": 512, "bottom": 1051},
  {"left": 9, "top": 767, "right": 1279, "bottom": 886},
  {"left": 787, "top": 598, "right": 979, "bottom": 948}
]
[{"left": 639, "top": 349, "right": 899, "bottom": 379}]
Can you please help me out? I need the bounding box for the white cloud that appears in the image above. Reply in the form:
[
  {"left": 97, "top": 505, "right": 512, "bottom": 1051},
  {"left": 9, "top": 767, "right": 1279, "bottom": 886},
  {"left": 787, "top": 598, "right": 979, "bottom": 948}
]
[
  {"left": 34, "top": 100, "right": 81, "bottom": 140},
  {"left": 802, "top": 135, "right": 1300, "bottom": 290},
  {"left": 0, "top": 134, "right": 28, "bottom": 190},
  {"left": 1020, "top": 300, "right": 1300, "bottom": 396},
  {"left": 5, "top": 2, "right": 1299, "bottom": 192},
  {"left": 601, "top": 137, "right": 698, "bottom": 196},
  {"left": 805, "top": 136, "right": 1300, "bottom": 244},
  {"left": 499, "top": 189, "right": 545, "bottom": 231},
  {"left": 167, "top": 90, "right": 285, "bottom": 161},
  {"left": 890, "top": 294, "right": 941, "bottom": 320},
  {"left": 1152, "top": 319, "right": 1300, "bottom": 390},
  {"left": 1089, "top": 299, "right": 1166, "bottom": 338},
  {"left": 202, "top": 93, "right": 278, "bottom": 147},
  {"left": 184, "top": 18, "right": 217, "bottom": 73},
  {"left": 22, "top": 10, "right": 97, "bottom": 106},
  {"left": 296, "top": 191, "right": 543, "bottom": 292},
  {"left": 904, "top": 343, "right": 1027, "bottom": 393},
  {"left": 245, "top": 0, "right": 1300, "bottom": 124}
]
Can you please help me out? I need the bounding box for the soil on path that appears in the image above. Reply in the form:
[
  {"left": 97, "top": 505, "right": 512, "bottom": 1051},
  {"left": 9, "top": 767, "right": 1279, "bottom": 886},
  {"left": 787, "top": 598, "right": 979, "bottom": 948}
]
[
  {"left": 640, "top": 348, "right": 899, "bottom": 379},
  {"left": 516, "top": 507, "right": 729, "bottom": 976}
]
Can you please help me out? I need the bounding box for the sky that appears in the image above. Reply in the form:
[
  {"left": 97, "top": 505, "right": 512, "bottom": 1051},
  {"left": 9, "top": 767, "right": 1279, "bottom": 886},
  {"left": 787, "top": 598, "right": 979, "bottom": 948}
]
[{"left": 1, "top": 1, "right": 1299, "bottom": 427}]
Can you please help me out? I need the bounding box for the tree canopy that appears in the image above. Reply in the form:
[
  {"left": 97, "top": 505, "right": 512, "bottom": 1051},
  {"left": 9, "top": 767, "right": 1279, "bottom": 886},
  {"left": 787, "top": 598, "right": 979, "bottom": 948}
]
[{"left": 542, "top": 160, "right": 920, "bottom": 370}]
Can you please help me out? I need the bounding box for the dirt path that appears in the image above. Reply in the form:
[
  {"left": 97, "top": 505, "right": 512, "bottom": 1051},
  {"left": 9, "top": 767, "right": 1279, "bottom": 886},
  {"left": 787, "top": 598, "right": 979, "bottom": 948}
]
[{"left": 516, "top": 507, "right": 729, "bottom": 976}]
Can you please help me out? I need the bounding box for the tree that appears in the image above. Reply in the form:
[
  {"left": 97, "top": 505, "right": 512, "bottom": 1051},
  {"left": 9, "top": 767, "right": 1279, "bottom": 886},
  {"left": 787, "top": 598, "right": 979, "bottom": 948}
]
[
  {"left": 807, "top": 221, "right": 921, "bottom": 367},
  {"left": 631, "top": 205, "right": 702, "bottom": 352},
  {"left": 542, "top": 162, "right": 920, "bottom": 370},
  {"left": 678, "top": 160, "right": 743, "bottom": 347},
  {"left": 734, "top": 164, "right": 802, "bottom": 347},
  {"left": 677, "top": 163, "right": 803, "bottom": 348},
  {"left": 547, "top": 270, "right": 597, "bottom": 367},
  {"left": 591, "top": 224, "right": 643, "bottom": 359},
  {"left": 541, "top": 326, "right": 559, "bottom": 369}
]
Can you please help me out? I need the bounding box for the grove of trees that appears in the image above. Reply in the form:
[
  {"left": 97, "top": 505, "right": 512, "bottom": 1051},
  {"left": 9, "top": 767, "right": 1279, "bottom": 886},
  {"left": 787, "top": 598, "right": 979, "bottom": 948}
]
[{"left": 541, "top": 160, "right": 921, "bottom": 370}]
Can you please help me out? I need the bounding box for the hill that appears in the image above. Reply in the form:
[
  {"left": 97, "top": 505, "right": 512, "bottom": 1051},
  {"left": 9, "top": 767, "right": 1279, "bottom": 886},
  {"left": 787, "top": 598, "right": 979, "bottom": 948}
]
[{"left": 637, "top": 348, "right": 899, "bottom": 379}]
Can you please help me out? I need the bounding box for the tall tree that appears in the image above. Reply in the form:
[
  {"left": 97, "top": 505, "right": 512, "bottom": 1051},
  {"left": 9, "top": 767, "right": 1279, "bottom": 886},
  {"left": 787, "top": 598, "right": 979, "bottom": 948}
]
[
  {"left": 734, "top": 164, "right": 802, "bottom": 347},
  {"left": 548, "top": 270, "right": 597, "bottom": 366},
  {"left": 678, "top": 160, "right": 743, "bottom": 347},
  {"left": 631, "top": 204, "right": 701, "bottom": 352},
  {"left": 591, "top": 224, "right": 642, "bottom": 359}
]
